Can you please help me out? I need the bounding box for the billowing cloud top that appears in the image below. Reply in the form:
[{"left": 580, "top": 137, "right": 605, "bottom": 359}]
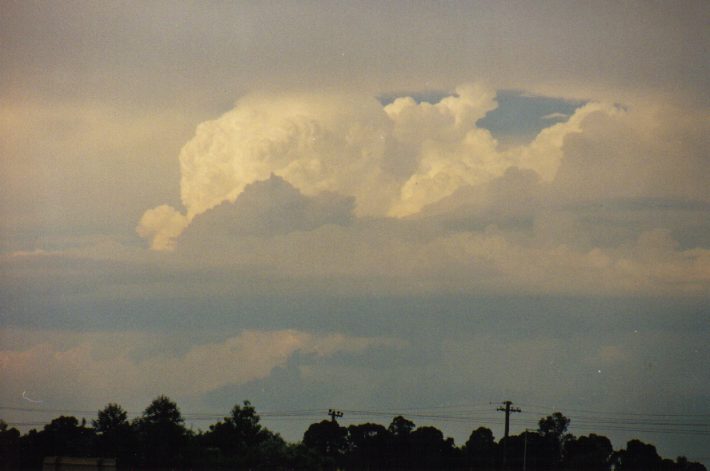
[
  {"left": 138, "top": 84, "right": 629, "bottom": 250},
  {"left": 127, "top": 83, "right": 710, "bottom": 299}
]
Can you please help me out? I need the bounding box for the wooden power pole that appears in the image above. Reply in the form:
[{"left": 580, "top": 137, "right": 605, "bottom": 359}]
[
  {"left": 328, "top": 409, "right": 343, "bottom": 423},
  {"left": 497, "top": 400, "right": 521, "bottom": 469},
  {"left": 497, "top": 400, "right": 521, "bottom": 438}
]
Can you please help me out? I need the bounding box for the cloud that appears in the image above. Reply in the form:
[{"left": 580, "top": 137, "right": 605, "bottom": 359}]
[
  {"left": 4, "top": 2, "right": 707, "bottom": 108},
  {"left": 0, "top": 328, "right": 405, "bottom": 409},
  {"left": 136, "top": 90, "right": 394, "bottom": 249},
  {"left": 181, "top": 174, "right": 354, "bottom": 244},
  {"left": 508, "top": 102, "right": 620, "bottom": 182},
  {"left": 142, "top": 86, "right": 703, "bottom": 254},
  {"left": 383, "top": 83, "right": 502, "bottom": 216},
  {"left": 541, "top": 112, "right": 569, "bottom": 120},
  {"left": 0, "top": 97, "right": 195, "bottom": 252},
  {"left": 4, "top": 87, "right": 706, "bottom": 299},
  {"left": 137, "top": 205, "right": 190, "bottom": 251},
  {"left": 414, "top": 166, "right": 542, "bottom": 231},
  {"left": 137, "top": 84, "right": 602, "bottom": 250},
  {"left": 548, "top": 103, "right": 710, "bottom": 203}
]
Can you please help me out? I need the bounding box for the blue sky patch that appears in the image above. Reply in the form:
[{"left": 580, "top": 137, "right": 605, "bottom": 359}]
[
  {"left": 378, "top": 90, "right": 450, "bottom": 106},
  {"left": 477, "top": 90, "right": 586, "bottom": 144},
  {"left": 379, "top": 89, "right": 586, "bottom": 145}
]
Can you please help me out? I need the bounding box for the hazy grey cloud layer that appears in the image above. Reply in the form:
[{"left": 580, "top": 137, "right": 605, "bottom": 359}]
[{"left": 2, "top": 1, "right": 708, "bottom": 103}]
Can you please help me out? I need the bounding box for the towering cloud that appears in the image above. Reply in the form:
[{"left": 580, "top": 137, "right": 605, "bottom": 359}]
[{"left": 139, "top": 84, "right": 613, "bottom": 250}]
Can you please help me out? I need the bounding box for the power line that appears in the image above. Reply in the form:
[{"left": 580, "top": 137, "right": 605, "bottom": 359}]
[
  {"left": 2, "top": 404, "right": 709, "bottom": 438},
  {"left": 5, "top": 403, "right": 708, "bottom": 420},
  {"left": 516, "top": 402, "right": 710, "bottom": 418}
]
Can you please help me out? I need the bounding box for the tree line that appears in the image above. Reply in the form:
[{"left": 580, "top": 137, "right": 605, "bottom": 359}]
[{"left": 0, "top": 396, "right": 705, "bottom": 470}]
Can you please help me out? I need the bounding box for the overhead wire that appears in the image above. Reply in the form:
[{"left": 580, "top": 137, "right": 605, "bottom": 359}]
[{"left": 2, "top": 404, "right": 709, "bottom": 437}]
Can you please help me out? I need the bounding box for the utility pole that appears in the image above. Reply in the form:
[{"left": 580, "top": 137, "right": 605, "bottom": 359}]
[
  {"left": 328, "top": 409, "right": 343, "bottom": 423},
  {"left": 497, "top": 401, "right": 521, "bottom": 470},
  {"left": 523, "top": 428, "right": 529, "bottom": 471},
  {"left": 497, "top": 400, "right": 521, "bottom": 439}
]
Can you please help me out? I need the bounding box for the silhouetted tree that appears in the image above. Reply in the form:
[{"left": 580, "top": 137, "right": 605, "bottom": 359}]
[
  {"left": 612, "top": 439, "right": 664, "bottom": 471},
  {"left": 561, "top": 433, "right": 613, "bottom": 470},
  {"left": 538, "top": 412, "right": 572, "bottom": 467},
  {"left": 135, "top": 395, "right": 189, "bottom": 469},
  {"left": 387, "top": 415, "right": 415, "bottom": 437},
  {"left": 538, "top": 412, "right": 571, "bottom": 440},
  {"left": 40, "top": 416, "right": 96, "bottom": 458},
  {"left": 409, "top": 425, "right": 458, "bottom": 469},
  {"left": 93, "top": 403, "right": 136, "bottom": 468},
  {"left": 17, "top": 428, "right": 44, "bottom": 470},
  {"left": 94, "top": 403, "right": 128, "bottom": 433},
  {"left": 13, "top": 416, "right": 96, "bottom": 469},
  {"left": 501, "top": 431, "right": 549, "bottom": 471},
  {"left": 609, "top": 440, "right": 708, "bottom": 471},
  {"left": 303, "top": 420, "right": 348, "bottom": 468},
  {"left": 673, "top": 456, "right": 708, "bottom": 471},
  {"left": 206, "top": 401, "right": 263, "bottom": 455},
  {"left": 202, "top": 400, "right": 288, "bottom": 469},
  {"left": 386, "top": 416, "right": 416, "bottom": 469},
  {"left": 465, "top": 426, "right": 498, "bottom": 470},
  {"left": 251, "top": 432, "right": 290, "bottom": 469},
  {"left": 282, "top": 442, "right": 324, "bottom": 470},
  {"left": 2, "top": 404, "right": 706, "bottom": 471},
  {"left": 0, "top": 420, "right": 20, "bottom": 470},
  {"left": 346, "top": 423, "right": 390, "bottom": 469}
]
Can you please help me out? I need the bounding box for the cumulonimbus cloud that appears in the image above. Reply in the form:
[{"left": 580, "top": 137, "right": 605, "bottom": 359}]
[{"left": 137, "top": 84, "right": 615, "bottom": 250}]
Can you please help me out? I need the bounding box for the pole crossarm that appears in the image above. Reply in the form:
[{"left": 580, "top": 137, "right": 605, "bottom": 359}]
[
  {"left": 328, "top": 409, "right": 344, "bottom": 422},
  {"left": 497, "top": 400, "right": 522, "bottom": 469},
  {"left": 497, "top": 400, "right": 522, "bottom": 438}
]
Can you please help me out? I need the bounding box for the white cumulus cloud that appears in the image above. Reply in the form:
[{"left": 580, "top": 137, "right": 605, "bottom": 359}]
[{"left": 138, "top": 84, "right": 607, "bottom": 250}]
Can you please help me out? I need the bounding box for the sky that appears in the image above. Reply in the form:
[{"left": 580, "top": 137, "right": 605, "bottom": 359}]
[{"left": 1, "top": 0, "right": 709, "bottom": 464}]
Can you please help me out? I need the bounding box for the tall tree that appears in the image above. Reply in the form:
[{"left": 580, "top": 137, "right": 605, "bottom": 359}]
[
  {"left": 388, "top": 415, "right": 415, "bottom": 437},
  {"left": 204, "top": 400, "right": 288, "bottom": 468},
  {"left": 538, "top": 412, "right": 572, "bottom": 467},
  {"left": 93, "top": 403, "right": 128, "bottom": 434},
  {"left": 93, "top": 403, "right": 135, "bottom": 468},
  {"left": 135, "top": 395, "right": 188, "bottom": 469},
  {"left": 501, "top": 431, "right": 548, "bottom": 471},
  {"left": 40, "top": 416, "right": 96, "bottom": 458},
  {"left": 303, "top": 420, "right": 348, "bottom": 468},
  {"left": 562, "top": 433, "right": 613, "bottom": 470},
  {"left": 225, "top": 400, "right": 264, "bottom": 449},
  {"left": 612, "top": 439, "right": 664, "bottom": 471},
  {"left": 465, "top": 427, "right": 498, "bottom": 470},
  {"left": 386, "top": 416, "right": 417, "bottom": 469},
  {"left": 409, "top": 425, "right": 458, "bottom": 469},
  {"left": 538, "top": 412, "right": 571, "bottom": 441},
  {"left": 346, "top": 423, "right": 390, "bottom": 469},
  {"left": 0, "top": 420, "right": 21, "bottom": 470},
  {"left": 673, "top": 456, "right": 708, "bottom": 471}
]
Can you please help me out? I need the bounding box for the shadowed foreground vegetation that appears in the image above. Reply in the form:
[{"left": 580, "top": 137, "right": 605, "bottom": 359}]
[{"left": 0, "top": 396, "right": 705, "bottom": 470}]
